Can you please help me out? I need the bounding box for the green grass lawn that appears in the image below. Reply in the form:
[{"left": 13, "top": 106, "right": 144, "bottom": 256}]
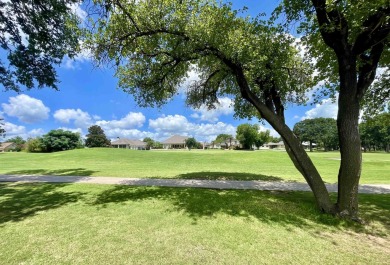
[
  {"left": 0, "top": 182, "right": 388, "bottom": 264},
  {"left": 0, "top": 148, "right": 389, "bottom": 183}
]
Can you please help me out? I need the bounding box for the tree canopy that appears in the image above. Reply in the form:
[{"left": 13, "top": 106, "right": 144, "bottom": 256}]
[
  {"left": 293, "top": 118, "right": 338, "bottom": 152},
  {"left": 185, "top": 137, "right": 198, "bottom": 150},
  {"left": 0, "top": 0, "right": 82, "bottom": 92},
  {"left": 255, "top": 130, "right": 271, "bottom": 150},
  {"left": 360, "top": 112, "right": 390, "bottom": 152},
  {"left": 236, "top": 124, "right": 259, "bottom": 150},
  {"left": 85, "top": 125, "right": 111, "bottom": 148},
  {"left": 214, "top": 134, "right": 233, "bottom": 149},
  {"left": 41, "top": 129, "right": 82, "bottom": 152}
]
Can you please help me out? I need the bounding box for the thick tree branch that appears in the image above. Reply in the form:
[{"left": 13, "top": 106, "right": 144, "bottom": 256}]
[
  {"left": 356, "top": 42, "right": 386, "bottom": 100},
  {"left": 353, "top": 6, "right": 390, "bottom": 55}
]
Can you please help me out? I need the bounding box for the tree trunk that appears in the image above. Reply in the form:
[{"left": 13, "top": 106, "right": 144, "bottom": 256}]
[
  {"left": 236, "top": 82, "right": 335, "bottom": 213},
  {"left": 336, "top": 61, "right": 361, "bottom": 219},
  {"left": 309, "top": 141, "right": 313, "bottom": 152}
]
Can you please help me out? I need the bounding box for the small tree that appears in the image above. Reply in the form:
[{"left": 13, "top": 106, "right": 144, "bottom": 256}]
[
  {"left": 0, "top": 118, "right": 5, "bottom": 138},
  {"left": 255, "top": 130, "right": 271, "bottom": 150},
  {"left": 85, "top": 125, "right": 111, "bottom": 148},
  {"left": 26, "top": 137, "right": 44, "bottom": 153},
  {"left": 215, "top": 134, "right": 233, "bottom": 149},
  {"left": 143, "top": 137, "right": 155, "bottom": 150},
  {"left": 7, "top": 136, "right": 26, "bottom": 152},
  {"left": 185, "top": 137, "right": 197, "bottom": 150},
  {"left": 236, "top": 124, "right": 259, "bottom": 150}
]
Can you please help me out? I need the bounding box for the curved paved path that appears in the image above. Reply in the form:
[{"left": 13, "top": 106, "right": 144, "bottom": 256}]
[{"left": 0, "top": 175, "right": 389, "bottom": 194}]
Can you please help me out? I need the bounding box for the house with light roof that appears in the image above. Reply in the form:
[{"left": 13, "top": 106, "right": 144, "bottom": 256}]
[
  {"left": 0, "top": 142, "right": 17, "bottom": 152},
  {"left": 111, "top": 138, "right": 147, "bottom": 150},
  {"left": 162, "top": 135, "right": 189, "bottom": 149}
]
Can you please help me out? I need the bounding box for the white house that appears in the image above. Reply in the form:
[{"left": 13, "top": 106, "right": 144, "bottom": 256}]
[
  {"left": 111, "top": 138, "right": 147, "bottom": 150},
  {"left": 264, "top": 141, "right": 285, "bottom": 150},
  {"left": 162, "top": 135, "right": 188, "bottom": 149}
]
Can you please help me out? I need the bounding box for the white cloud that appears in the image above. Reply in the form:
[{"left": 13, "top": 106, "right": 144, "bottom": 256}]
[
  {"left": 2, "top": 121, "right": 26, "bottom": 136},
  {"left": 258, "top": 125, "right": 279, "bottom": 138},
  {"left": 27, "top": 128, "right": 45, "bottom": 137},
  {"left": 2, "top": 94, "right": 50, "bottom": 123},
  {"left": 192, "top": 122, "right": 236, "bottom": 142},
  {"left": 149, "top": 114, "right": 237, "bottom": 142},
  {"left": 302, "top": 96, "right": 338, "bottom": 120},
  {"left": 1, "top": 121, "right": 44, "bottom": 140},
  {"left": 179, "top": 68, "right": 201, "bottom": 95},
  {"left": 191, "top": 97, "right": 234, "bottom": 122},
  {"left": 149, "top": 115, "right": 192, "bottom": 133},
  {"left": 62, "top": 47, "right": 91, "bottom": 70},
  {"left": 54, "top": 108, "right": 93, "bottom": 129},
  {"left": 58, "top": 127, "right": 84, "bottom": 135},
  {"left": 96, "top": 112, "right": 146, "bottom": 130},
  {"left": 105, "top": 128, "right": 156, "bottom": 141},
  {"left": 69, "top": 3, "right": 87, "bottom": 21}
]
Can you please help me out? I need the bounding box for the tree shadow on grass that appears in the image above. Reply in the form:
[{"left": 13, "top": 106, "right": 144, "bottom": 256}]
[
  {"left": 4, "top": 168, "right": 98, "bottom": 176},
  {"left": 0, "top": 183, "right": 84, "bottom": 225},
  {"left": 175, "top": 171, "right": 285, "bottom": 181},
  {"left": 91, "top": 185, "right": 390, "bottom": 236}
]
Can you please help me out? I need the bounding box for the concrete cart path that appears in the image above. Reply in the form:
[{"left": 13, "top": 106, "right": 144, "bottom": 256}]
[{"left": 0, "top": 175, "right": 389, "bottom": 194}]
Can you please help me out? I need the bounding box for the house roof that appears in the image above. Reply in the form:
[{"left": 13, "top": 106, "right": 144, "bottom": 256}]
[
  {"left": 0, "top": 142, "right": 16, "bottom": 150},
  {"left": 111, "top": 138, "right": 147, "bottom": 147},
  {"left": 162, "top": 135, "right": 188, "bottom": 144}
]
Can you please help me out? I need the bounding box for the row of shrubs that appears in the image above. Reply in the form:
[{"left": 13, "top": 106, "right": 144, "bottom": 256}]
[{"left": 5, "top": 129, "right": 84, "bottom": 153}]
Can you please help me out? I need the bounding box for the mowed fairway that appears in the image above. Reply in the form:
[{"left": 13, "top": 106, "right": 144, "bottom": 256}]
[
  {"left": 0, "top": 148, "right": 389, "bottom": 184},
  {"left": 0, "top": 183, "right": 389, "bottom": 264}
]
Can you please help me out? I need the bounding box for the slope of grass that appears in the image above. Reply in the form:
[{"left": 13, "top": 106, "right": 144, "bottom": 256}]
[
  {"left": 0, "top": 148, "right": 389, "bottom": 183},
  {"left": 0, "top": 183, "right": 388, "bottom": 264}
]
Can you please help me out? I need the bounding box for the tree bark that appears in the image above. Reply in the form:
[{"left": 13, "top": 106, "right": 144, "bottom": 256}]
[
  {"left": 233, "top": 71, "right": 335, "bottom": 213},
  {"left": 335, "top": 58, "right": 362, "bottom": 219}
]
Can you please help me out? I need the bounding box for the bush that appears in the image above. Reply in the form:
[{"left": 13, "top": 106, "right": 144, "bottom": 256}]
[{"left": 26, "top": 137, "right": 44, "bottom": 153}]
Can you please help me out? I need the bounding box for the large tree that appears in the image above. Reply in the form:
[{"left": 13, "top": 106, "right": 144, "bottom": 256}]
[
  {"left": 87, "top": 0, "right": 389, "bottom": 219},
  {"left": 293, "top": 119, "right": 318, "bottom": 152},
  {"left": 278, "top": 0, "right": 389, "bottom": 218},
  {"left": 0, "top": 0, "right": 82, "bottom": 92},
  {"left": 293, "top": 118, "right": 338, "bottom": 152},
  {"left": 85, "top": 125, "right": 111, "bottom": 147},
  {"left": 41, "top": 129, "right": 82, "bottom": 152}
]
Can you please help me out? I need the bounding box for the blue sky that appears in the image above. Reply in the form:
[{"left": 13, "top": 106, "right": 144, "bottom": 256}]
[{"left": 0, "top": 1, "right": 338, "bottom": 143}]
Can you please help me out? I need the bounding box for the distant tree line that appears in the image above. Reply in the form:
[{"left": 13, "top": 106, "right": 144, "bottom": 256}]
[
  {"left": 3, "top": 125, "right": 111, "bottom": 153},
  {"left": 360, "top": 113, "right": 390, "bottom": 153},
  {"left": 210, "top": 123, "right": 279, "bottom": 150},
  {"left": 293, "top": 114, "right": 389, "bottom": 152}
]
